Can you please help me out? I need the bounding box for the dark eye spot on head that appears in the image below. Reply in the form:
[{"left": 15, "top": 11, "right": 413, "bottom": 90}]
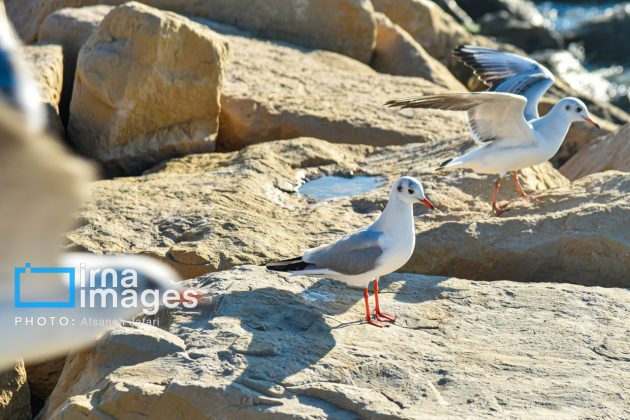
[
  {"left": 565, "top": 105, "right": 570, "bottom": 111},
  {"left": 407, "top": 188, "right": 414, "bottom": 194},
  {"left": 397, "top": 184, "right": 402, "bottom": 192},
  {"left": 576, "top": 107, "right": 582, "bottom": 113}
]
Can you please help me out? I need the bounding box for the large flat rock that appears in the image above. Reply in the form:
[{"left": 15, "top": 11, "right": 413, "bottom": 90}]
[
  {"left": 41, "top": 266, "right": 630, "bottom": 418},
  {"left": 66, "top": 137, "right": 629, "bottom": 287},
  {"left": 206, "top": 20, "right": 468, "bottom": 151}
]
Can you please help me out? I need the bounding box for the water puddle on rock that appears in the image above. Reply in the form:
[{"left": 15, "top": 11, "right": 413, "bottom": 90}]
[{"left": 298, "top": 175, "right": 385, "bottom": 200}]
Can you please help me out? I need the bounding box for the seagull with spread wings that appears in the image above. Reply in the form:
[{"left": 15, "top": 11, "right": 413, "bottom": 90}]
[
  {"left": 267, "top": 176, "right": 434, "bottom": 328},
  {"left": 386, "top": 45, "right": 600, "bottom": 215}
]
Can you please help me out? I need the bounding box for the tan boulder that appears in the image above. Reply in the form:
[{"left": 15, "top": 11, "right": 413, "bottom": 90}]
[
  {"left": 38, "top": 5, "right": 113, "bottom": 123},
  {"left": 0, "top": 361, "right": 31, "bottom": 420},
  {"left": 66, "top": 137, "right": 630, "bottom": 287},
  {"left": 19, "top": 43, "right": 63, "bottom": 110},
  {"left": 68, "top": 2, "right": 228, "bottom": 175},
  {"left": 200, "top": 20, "right": 467, "bottom": 151},
  {"left": 41, "top": 267, "right": 630, "bottom": 418},
  {"left": 18, "top": 43, "right": 66, "bottom": 138},
  {"left": 371, "top": 12, "right": 466, "bottom": 91},
  {"left": 561, "top": 124, "right": 630, "bottom": 180},
  {"left": 371, "top": 0, "right": 472, "bottom": 63},
  {"left": 6, "top": 0, "right": 376, "bottom": 63}
]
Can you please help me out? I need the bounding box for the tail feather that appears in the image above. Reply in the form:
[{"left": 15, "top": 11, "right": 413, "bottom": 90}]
[{"left": 265, "top": 257, "right": 311, "bottom": 272}]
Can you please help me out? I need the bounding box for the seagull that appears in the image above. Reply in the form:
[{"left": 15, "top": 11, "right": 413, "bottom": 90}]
[
  {"left": 0, "top": 4, "right": 45, "bottom": 132},
  {"left": 0, "top": 253, "right": 200, "bottom": 369},
  {"left": 385, "top": 45, "right": 600, "bottom": 215},
  {"left": 266, "top": 176, "right": 434, "bottom": 327}
]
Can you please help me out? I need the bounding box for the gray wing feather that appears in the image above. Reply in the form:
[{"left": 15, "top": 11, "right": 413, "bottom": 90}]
[
  {"left": 386, "top": 92, "right": 536, "bottom": 146},
  {"left": 303, "top": 229, "right": 383, "bottom": 275},
  {"left": 453, "top": 45, "right": 554, "bottom": 120}
]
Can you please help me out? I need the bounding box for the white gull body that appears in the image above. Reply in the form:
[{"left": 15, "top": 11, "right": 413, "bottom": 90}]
[
  {"left": 268, "top": 176, "right": 434, "bottom": 288},
  {"left": 267, "top": 176, "right": 434, "bottom": 326}
]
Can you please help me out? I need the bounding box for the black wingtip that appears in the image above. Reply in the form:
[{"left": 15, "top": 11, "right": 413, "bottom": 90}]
[
  {"left": 436, "top": 158, "right": 452, "bottom": 171},
  {"left": 265, "top": 257, "right": 310, "bottom": 272}
]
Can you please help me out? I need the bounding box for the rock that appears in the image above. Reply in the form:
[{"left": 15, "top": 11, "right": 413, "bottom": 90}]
[
  {"left": 456, "top": 0, "right": 545, "bottom": 23},
  {"left": 538, "top": 98, "right": 615, "bottom": 167},
  {"left": 38, "top": 5, "right": 113, "bottom": 125},
  {"left": 67, "top": 137, "right": 630, "bottom": 287},
  {"left": 6, "top": 0, "right": 376, "bottom": 63},
  {"left": 370, "top": 13, "right": 466, "bottom": 91},
  {"left": 40, "top": 322, "right": 186, "bottom": 419},
  {"left": 566, "top": 4, "right": 630, "bottom": 64},
  {"left": 25, "top": 357, "right": 66, "bottom": 406},
  {"left": 41, "top": 266, "right": 630, "bottom": 418},
  {"left": 561, "top": 124, "right": 630, "bottom": 180},
  {"left": 200, "top": 20, "right": 467, "bottom": 151},
  {"left": 432, "top": 0, "right": 475, "bottom": 27},
  {"left": 371, "top": 0, "right": 473, "bottom": 63},
  {"left": 19, "top": 43, "right": 63, "bottom": 111},
  {"left": 478, "top": 11, "right": 563, "bottom": 52},
  {"left": 18, "top": 43, "right": 66, "bottom": 139},
  {"left": 68, "top": 2, "right": 229, "bottom": 176},
  {"left": 0, "top": 361, "right": 31, "bottom": 420}
]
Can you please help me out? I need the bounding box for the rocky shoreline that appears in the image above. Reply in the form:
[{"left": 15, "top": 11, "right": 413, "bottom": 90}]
[{"left": 1, "top": 0, "right": 629, "bottom": 418}]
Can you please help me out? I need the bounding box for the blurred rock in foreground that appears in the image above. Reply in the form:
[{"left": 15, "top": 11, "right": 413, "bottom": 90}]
[{"left": 40, "top": 267, "right": 630, "bottom": 418}]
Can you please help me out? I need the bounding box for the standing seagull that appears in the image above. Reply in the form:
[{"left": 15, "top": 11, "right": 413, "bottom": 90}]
[
  {"left": 386, "top": 45, "right": 600, "bottom": 215},
  {"left": 267, "top": 176, "right": 434, "bottom": 327}
]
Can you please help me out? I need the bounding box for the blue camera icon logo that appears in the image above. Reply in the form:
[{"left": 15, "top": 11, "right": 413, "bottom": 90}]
[{"left": 14, "top": 263, "right": 76, "bottom": 308}]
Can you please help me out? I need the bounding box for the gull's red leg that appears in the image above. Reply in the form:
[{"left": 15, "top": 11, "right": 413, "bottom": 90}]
[
  {"left": 373, "top": 278, "right": 396, "bottom": 322},
  {"left": 491, "top": 177, "right": 510, "bottom": 216},
  {"left": 513, "top": 170, "right": 538, "bottom": 200},
  {"left": 364, "top": 287, "right": 386, "bottom": 328}
]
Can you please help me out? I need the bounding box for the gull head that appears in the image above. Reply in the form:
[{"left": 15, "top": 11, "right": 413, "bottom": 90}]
[
  {"left": 391, "top": 176, "right": 434, "bottom": 209},
  {"left": 557, "top": 97, "right": 600, "bottom": 129}
]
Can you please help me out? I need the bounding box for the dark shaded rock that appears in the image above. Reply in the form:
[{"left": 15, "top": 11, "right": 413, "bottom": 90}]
[
  {"left": 457, "top": 0, "right": 544, "bottom": 23},
  {"left": 479, "top": 11, "right": 563, "bottom": 52},
  {"left": 566, "top": 4, "right": 630, "bottom": 64}
]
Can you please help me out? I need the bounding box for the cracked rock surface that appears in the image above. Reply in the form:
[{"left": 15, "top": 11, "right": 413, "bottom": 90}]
[{"left": 40, "top": 266, "right": 630, "bottom": 419}]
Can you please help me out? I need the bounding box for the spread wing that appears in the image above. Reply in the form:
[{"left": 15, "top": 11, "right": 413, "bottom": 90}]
[
  {"left": 386, "top": 92, "right": 536, "bottom": 146},
  {"left": 453, "top": 45, "right": 555, "bottom": 121},
  {"left": 302, "top": 229, "right": 383, "bottom": 276}
]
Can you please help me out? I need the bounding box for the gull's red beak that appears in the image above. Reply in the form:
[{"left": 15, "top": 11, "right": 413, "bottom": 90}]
[
  {"left": 584, "top": 117, "right": 600, "bottom": 129},
  {"left": 419, "top": 198, "right": 434, "bottom": 209}
]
